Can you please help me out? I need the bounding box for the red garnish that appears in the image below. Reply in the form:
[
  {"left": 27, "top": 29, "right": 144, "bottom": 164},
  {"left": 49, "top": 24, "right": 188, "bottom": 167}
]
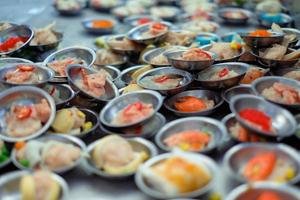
[
  {"left": 49, "top": 86, "right": 56, "bottom": 96},
  {"left": 137, "top": 18, "right": 151, "bottom": 25},
  {"left": 151, "top": 22, "right": 165, "bottom": 30},
  {"left": 218, "top": 68, "right": 229, "bottom": 78},
  {"left": 239, "top": 108, "right": 272, "bottom": 132},
  {"left": 0, "top": 37, "right": 28, "bottom": 52},
  {"left": 17, "top": 65, "right": 34, "bottom": 72},
  {"left": 80, "top": 68, "right": 89, "bottom": 88},
  {"left": 124, "top": 102, "right": 143, "bottom": 115},
  {"left": 134, "top": 126, "right": 143, "bottom": 135},
  {"left": 257, "top": 192, "right": 281, "bottom": 200},
  {"left": 153, "top": 75, "right": 169, "bottom": 83},
  {"left": 14, "top": 106, "right": 32, "bottom": 120}
]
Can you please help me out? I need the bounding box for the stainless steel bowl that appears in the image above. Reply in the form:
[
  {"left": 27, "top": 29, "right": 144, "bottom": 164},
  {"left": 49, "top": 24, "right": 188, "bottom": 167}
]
[
  {"left": 106, "top": 34, "right": 144, "bottom": 55},
  {"left": 165, "top": 50, "right": 215, "bottom": 71},
  {"left": 43, "top": 46, "right": 96, "bottom": 82},
  {"left": 91, "top": 64, "right": 121, "bottom": 82},
  {"left": 29, "top": 31, "right": 63, "bottom": 53},
  {"left": 82, "top": 18, "right": 117, "bottom": 35},
  {"left": 100, "top": 112, "right": 166, "bottom": 138},
  {"left": 142, "top": 47, "right": 171, "bottom": 67},
  {"left": 150, "top": 6, "right": 181, "bottom": 22},
  {"left": 43, "top": 84, "right": 75, "bottom": 109},
  {"left": 119, "top": 64, "right": 151, "bottom": 85},
  {"left": 201, "top": 44, "right": 245, "bottom": 63},
  {"left": 218, "top": 8, "right": 252, "bottom": 24},
  {"left": 224, "top": 143, "right": 300, "bottom": 184},
  {"left": 84, "top": 136, "right": 158, "bottom": 179},
  {"left": 225, "top": 182, "right": 300, "bottom": 200},
  {"left": 164, "top": 90, "right": 223, "bottom": 117},
  {"left": 230, "top": 94, "right": 296, "bottom": 138},
  {"left": 273, "top": 67, "right": 300, "bottom": 80},
  {"left": 0, "top": 170, "right": 69, "bottom": 200},
  {"left": 0, "top": 57, "right": 33, "bottom": 66},
  {"left": 54, "top": 1, "right": 84, "bottom": 16},
  {"left": 11, "top": 134, "right": 86, "bottom": 174},
  {"left": 282, "top": 28, "right": 300, "bottom": 47},
  {"left": 0, "top": 86, "right": 56, "bottom": 142},
  {"left": 135, "top": 152, "right": 218, "bottom": 199},
  {"left": 196, "top": 62, "right": 248, "bottom": 89},
  {"left": 155, "top": 117, "right": 226, "bottom": 153},
  {"left": 240, "top": 31, "right": 284, "bottom": 48},
  {"left": 258, "top": 13, "right": 293, "bottom": 28},
  {"left": 0, "top": 25, "right": 34, "bottom": 56},
  {"left": 100, "top": 90, "right": 163, "bottom": 129},
  {"left": 137, "top": 67, "right": 193, "bottom": 95},
  {"left": 252, "top": 76, "right": 300, "bottom": 109},
  {"left": 127, "top": 22, "right": 169, "bottom": 45},
  {"left": 94, "top": 49, "right": 128, "bottom": 68},
  {"left": 222, "top": 85, "right": 254, "bottom": 103},
  {"left": 0, "top": 63, "right": 54, "bottom": 87},
  {"left": 66, "top": 65, "right": 119, "bottom": 103},
  {"left": 251, "top": 48, "right": 299, "bottom": 68},
  {"left": 123, "top": 15, "right": 160, "bottom": 27}
]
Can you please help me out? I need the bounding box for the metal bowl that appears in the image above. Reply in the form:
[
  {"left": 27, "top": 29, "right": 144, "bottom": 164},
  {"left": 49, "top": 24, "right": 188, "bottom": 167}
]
[
  {"left": 0, "top": 63, "right": 54, "bottom": 87},
  {"left": 106, "top": 34, "right": 144, "bottom": 55},
  {"left": 282, "top": 28, "right": 300, "bottom": 48},
  {"left": 155, "top": 117, "right": 226, "bottom": 153},
  {"left": 84, "top": 136, "right": 158, "bottom": 179},
  {"left": 0, "top": 86, "right": 56, "bottom": 142},
  {"left": 29, "top": 30, "right": 63, "bottom": 53},
  {"left": 123, "top": 15, "right": 160, "bottom": 27},
  {"left": 11, "top": 134, "right": 86, "bottom": 173},
  {"left": 135, "top": 152, "right": 218, "bottom": 199},
  {"left": 224, "top": 143, "right": 300, "bottom": 184},
  {"left": 119, "top": 64, "right": 151, "bottom": 85},
  {"left": 252, "top": 76, "right": 300, "bottom": 109},
  {"left": 251, "top": 48, "right": 299, "bottom": 68},
  {"left": 66, "top": 65, "right": 119, "bottom": 103},
  {"left": 0, "top": 25, "right": 34, "bottom": 56},
  {"left": 272, "top": 67, "right": 300, "bottom": 80},
  {"left": 100, "top": 112, "right": 166, "bottom": 138},
  {"left": 82, "top": 18, "right": 117, "bottom": 35},
  {"left": 258, "top": 13, "right": 293, "bottom": 28},
  {"left": 91, "top": 64, "right": 121, "bottom": 82},
  {"left": 240, "top": 31, "right": 284, "bottom": 48},
  {"left": 196, "top": 62, "right": 248, "bottom": 89},
  {"left": 137, "top": 67, "right": 193, "bottom": 96},
  {"left": 164, "top": 90, "right": 223, "bottom": 117},
  {"left": 43, "top": 84, "right": 75, "bottom": 109},
  {"left": 0, "top": 57, "right": 33, "bottom": 66},
  {"left": 165, "top": 50, "right": 215, "bottom": 71},
  {"left": 0, "top": 170, "right": 69, "bottom": 200},
  {"left": 218, "top": 8, "right": 252, "bottom": 24},
  {"left": 230, "top": 94, "right": 296, "bottom": 138},
  {"left": 100, "top": 90, "right": 163, "bottom": 129},
  {"left": 127, "top": 22, "right": 169, "bottom": 45},
  {"left": 94, "top": 49, "right": 128, "bottom": 68},
  {"left": 150, "top": 6, "right": 181, "bottom": 22},
  {"left": 54, "top": 1, "right": 83, "bottom": 16},
  {"left": 49, "top": 108, "right": 99, "bottom": 138},
  {"left": 222, "top": 85, "right": 254, "bottom": 103},
  {"left": 142, "top": 47, "right": 171, "bottom": 67},
  {"left": 201, "top": 44, "right": 245, "bottom": 63},
  {"left": 226, "top": 182, "right": 300, "bottom": 200}
]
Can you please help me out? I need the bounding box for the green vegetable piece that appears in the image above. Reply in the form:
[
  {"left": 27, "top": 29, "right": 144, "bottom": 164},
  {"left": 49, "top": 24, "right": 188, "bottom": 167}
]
[
  {"left": 0, "top": 154, "right": 8, "bottom": 163},
  {"left": 20, "top": 159, "right": 30, "bottom": 168},
  {"left": 2, "top": 145, "right": 9, "bottom": 156}
]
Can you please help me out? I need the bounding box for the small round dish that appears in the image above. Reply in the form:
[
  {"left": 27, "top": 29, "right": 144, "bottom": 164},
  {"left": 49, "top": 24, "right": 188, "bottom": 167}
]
[
  {"left": 142, "top": 47, "right": 172, "bottom": 67},
  {"left": 150, "top": 6, "right": 181, "bottom": 22},
  {"left": 100, "top": 112, "right": 166, "bottom": 138},
  {"left": 218, "top": 8, "right": 252, "bottom": 24},
  {"left": 0, "top": 57, "right": 33, "bottom": 66},
  {"left": 137, "top": 67, "right": 193, "bottom": 96},
  {"left": 251, "top": 48, "right": 299, "bottom": 68},
  {"left": 127, "top": 22, "right": 170, "bottom": 45},
  {"left": 49, "top": 108, "right": 99, "bottom": 138},
  {"left": 252, "top": 76, "right": 300, "bottom": 109},
  {"left": 119, "top": 64, "right": 152, "bottom": 85},
  {"left": 0, "top": 86, "right": 56, "bottom": 142},
  {"left": 0, "top": 25, "right": 34, "bottom": 56},
  {"left": 0, "top": 63, "right": 54, "bottom": 87},
  {"left": 240, "top": 31, "right": 284, "bottom": 48},
  {"left": 155, "top": 117, "right": 226, "bottom": 153},
  {"left": 90, "top": 0, "right": 122, "bottom": 12},
  {"left": 222, "top": 85, "right": 254, "bottom": 103},
  {"left": 100, "top": 90, "right": 163, "bottom": 129},
  {"left": 84, "top": 137, "right": 158, "bottom": 179},
  {"left": 195, "top": 32, "right": 220, "bottom": 46},
  {"left": 229, "top": 94, "right": 296, "bottom": 138},
  {"left": 225, "top": 182, "right": 300, "bottom": 200},
  {"left": 106, "top": 34, "right": 144, "bottom": 55},
  {"left": 124, "top": 15, "right": 160, "bottom": 27},
  {"left": 54, "top": 0, "right": 84, "bottom": 16},
  {"left": 281, "top": 28, "right": 300, "bottom": 48},
  {"left": 29, "top": 31, "right": 63, "bottom": 53},
  {"left": 196, "top": 62, "right": 248, "bottom": 89},
  {"left": 66, "top": 65, "right": 119, "bottom": 103},
  {"left": 164, "top": 90, "right": 223, "bottom": 117},
  {"left": 135, "top": 152, "right": 218, "bottom": 199},
  {"left": 258, "top": 13, "right": 293, "bottom": 28},
  {"left": 201, "top": 44, "right": 245, "bottom": 63},
  {"left": 94, "top": 48, "right": 128, "bottom": 68},
  {"left": 43, "top": 46, "right": 96, "bottom": 83},
  {"left": 224, "top": 143, "right": 300, "bottom": 184},
  {"left": 165, "top": 49, "right": 215, "bottom": 71},
  {"left": 82, "top": 18, "right": 117, "bottom": 35},
  {"left": 43, "top": 84, "right": 75, "bottom": 109},
  {"left": 0, "top": 170, "right": 69, "bottom": 200},
  {"left": 91, "top": 64, "right": 121, "bottom": 82},
  {"left": 11, "top": 134, "right": 85, "bottom": 173}
]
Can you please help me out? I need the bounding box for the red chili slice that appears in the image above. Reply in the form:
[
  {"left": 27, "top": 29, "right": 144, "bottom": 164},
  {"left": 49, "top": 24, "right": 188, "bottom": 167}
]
[
  {"left": 49, "top": 86, "right": 56, "bottom": 96},
  {"left": 14, "top": 106, "right": 32, "bottom": 120},
  {"left": 17, "top": 65, "right": 34, "bottom": 72},
  {"left": 218, "top": 68, "right": 229, "bottom": 78},
  {"left": 153, "top": 75, "right": 169, "bottom": 83},
  {"left": 138, "top": 18, "right": 151, "bottom": 25},
  {"left": 124, "top": 102, "right": 143, "bottom": 115},
  {"left": 152, "top": 22, "right": 165, "bottom": 30}
]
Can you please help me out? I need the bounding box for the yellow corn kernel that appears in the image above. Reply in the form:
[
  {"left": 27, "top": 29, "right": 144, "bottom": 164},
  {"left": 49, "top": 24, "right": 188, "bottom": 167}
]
[
  {"left": 83, "top": 122, "right": 93, "bottom": 132},
  {"left": 209, "top": 192, "right": 222, "bottom": 200},
  {"left": 77, "top": 110, "right": 85, "bottom": 118},
  {"left": 285, "top": 167, "right": 296, "bottom": 180},
  {"left": 179, "top": 143, "right": 190, "bottom": 151}
]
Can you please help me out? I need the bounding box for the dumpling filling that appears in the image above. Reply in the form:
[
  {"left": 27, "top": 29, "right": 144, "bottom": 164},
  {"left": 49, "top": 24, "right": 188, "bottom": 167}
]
[
  {"left": 5, "top": 65, "right": 38, "bottom": 84},
  {"left": 140, "top": 74, "right": 182, "bottom": 90},
  {"left": 48, "top": 57, "right": 86, "bottom": 76}
]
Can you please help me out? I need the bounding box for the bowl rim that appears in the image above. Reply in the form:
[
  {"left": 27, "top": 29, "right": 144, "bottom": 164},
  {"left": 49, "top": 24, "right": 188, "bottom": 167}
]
[
  {"left": 119, "top": 64, "right": 151, "bottom": 85},
  {"left": 222, "top": 84, "right": 254, "bottom": 103}
]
